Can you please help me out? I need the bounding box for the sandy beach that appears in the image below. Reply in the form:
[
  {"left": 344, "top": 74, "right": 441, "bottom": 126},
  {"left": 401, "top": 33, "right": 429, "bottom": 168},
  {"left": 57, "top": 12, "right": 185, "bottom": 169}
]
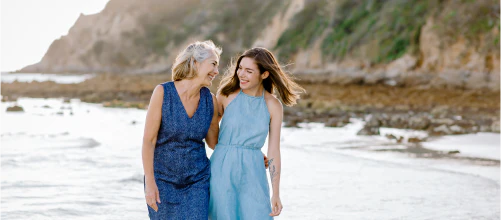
[{"left": 2, "top": 98, "right": 498, "bottom": 219}]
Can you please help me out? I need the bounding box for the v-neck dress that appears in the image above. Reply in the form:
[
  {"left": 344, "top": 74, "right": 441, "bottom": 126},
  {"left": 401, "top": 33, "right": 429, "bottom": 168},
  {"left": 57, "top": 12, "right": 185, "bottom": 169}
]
[{"left": 146, "top": 81, "right": 213, "bottom": 220}]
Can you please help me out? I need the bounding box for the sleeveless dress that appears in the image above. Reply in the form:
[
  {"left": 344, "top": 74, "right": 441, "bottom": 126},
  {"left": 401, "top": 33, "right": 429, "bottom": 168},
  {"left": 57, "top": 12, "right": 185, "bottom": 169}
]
[
  {"left": 146, "top": 81, "right": 213, "bottom": 220},
  {"left": 209, "top": 89, "right": 273, "bottom": 220}
]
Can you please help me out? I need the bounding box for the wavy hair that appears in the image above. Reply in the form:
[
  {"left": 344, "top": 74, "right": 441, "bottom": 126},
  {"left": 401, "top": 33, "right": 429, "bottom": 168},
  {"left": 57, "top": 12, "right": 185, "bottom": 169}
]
[
  {"left": 172, "top": 40, "right": 222, "bottom": 81},
  {"left": 217, "top": 47, "right": 305, "bottom": 106}
]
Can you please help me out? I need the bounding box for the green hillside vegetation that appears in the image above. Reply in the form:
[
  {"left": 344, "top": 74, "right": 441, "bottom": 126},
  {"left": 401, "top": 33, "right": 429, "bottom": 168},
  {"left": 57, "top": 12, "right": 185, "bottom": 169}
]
[{"left": 276, "top": 0, "right": 499, "bottom": 64}]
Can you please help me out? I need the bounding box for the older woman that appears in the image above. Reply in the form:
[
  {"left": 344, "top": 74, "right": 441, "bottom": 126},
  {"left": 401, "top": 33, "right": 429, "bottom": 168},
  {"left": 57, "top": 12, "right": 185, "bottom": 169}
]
[{"left": 142, "top": 41, "right": 221, "bottom": 220}]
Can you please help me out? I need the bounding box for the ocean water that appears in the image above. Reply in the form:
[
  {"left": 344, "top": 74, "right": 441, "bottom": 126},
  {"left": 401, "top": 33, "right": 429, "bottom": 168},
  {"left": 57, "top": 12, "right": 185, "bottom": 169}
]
[
  {"left": 1, "top": 98, "right": 499, "bottom": 220},
  {"left": 1, "top": 73, "right": 94, "bottom": 84}
]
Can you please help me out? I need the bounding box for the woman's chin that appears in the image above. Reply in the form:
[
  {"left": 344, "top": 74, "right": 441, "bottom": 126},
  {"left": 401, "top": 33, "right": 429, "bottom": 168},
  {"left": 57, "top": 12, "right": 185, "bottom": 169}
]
[{"left": 203, "top": 80, "right": 212, "bottom": 87}]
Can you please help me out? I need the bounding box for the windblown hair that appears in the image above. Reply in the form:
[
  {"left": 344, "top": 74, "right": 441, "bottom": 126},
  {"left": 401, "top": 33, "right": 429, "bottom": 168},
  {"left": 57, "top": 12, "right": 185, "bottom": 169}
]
[{"left": 217, "top": 47, "right": 305, "bottom": 106}]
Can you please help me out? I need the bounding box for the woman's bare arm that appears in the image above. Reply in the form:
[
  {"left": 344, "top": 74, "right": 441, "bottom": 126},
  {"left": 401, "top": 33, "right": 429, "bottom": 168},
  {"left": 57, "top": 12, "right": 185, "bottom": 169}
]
[
  {"left": 266, "top": 97, "right": 283, "bottom": 216},
  {"left": 142, "top": 85, "right": 164, "bottom": 211},
  {"left": 205, "top": 93, "right": 219, "bottom": 150},
  {"left": 216, "top": 93, "right": 226, "bottom": 122}
]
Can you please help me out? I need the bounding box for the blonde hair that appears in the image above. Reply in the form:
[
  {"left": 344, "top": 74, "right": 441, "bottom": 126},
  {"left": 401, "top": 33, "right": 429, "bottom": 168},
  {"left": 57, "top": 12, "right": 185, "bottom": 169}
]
[{"left": 172, "top": 40, "right": 222, "bottom": 81}]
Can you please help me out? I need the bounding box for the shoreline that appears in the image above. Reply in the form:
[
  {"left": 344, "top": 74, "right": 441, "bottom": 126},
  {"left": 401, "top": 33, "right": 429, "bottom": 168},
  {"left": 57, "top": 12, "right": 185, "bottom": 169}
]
[{"left": 2, "top": 73, "right": 499, "bottom": 137}]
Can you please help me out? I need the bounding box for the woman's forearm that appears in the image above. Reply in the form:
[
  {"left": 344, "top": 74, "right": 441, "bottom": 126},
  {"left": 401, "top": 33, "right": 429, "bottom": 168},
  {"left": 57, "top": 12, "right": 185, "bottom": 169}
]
[
  {"left": 142, "top": 139, "right": 156, "bottom": 181},
  {"left": 205, "top": 126, "right": 218, "bottom": 150},
  {"left": 268, "top": 148, "right": 281, "bottom": 196}
]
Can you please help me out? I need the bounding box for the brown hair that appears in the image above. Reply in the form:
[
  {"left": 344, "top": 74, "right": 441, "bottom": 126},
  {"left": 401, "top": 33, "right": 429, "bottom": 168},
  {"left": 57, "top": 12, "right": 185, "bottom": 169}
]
[
  {"left": 172, "top": 40, "right": 222, "bottom": 81},
  {"left": 217, "top": 47, "right": 305, "bottom": 106}
]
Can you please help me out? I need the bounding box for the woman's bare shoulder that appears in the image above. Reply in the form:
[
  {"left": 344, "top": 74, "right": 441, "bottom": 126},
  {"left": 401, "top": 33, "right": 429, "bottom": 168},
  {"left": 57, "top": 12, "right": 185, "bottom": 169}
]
[
  {"left": 151, "top": 85, "right": 165, "bottom": 100},
  {"left": 218, "top": 90, "right": 239, "bottom": 107},
  {"left": 264, "top": 91, "right": 283, "bottom": 113}
]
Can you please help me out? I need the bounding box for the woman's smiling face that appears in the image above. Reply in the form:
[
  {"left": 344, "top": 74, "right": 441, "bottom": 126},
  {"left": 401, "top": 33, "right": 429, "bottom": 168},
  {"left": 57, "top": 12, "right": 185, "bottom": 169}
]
[
  {"left": 237, "top": 57, "right": 267, "bottom": 90},
  {"left": 194, "top": 51, "right": 219, "bottom": 87}
]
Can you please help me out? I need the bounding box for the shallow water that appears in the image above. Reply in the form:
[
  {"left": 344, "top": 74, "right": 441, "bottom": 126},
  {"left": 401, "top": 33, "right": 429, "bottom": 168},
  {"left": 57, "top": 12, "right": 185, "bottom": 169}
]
[
  {"left": 1, "top": 73, "right": 94, "bottom": 84},
  {"left": 1, "top": 98, "right": 499, "bottom": 219}
]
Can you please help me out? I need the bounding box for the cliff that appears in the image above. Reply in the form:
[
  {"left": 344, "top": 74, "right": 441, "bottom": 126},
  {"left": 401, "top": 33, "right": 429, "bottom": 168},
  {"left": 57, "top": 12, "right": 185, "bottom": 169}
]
[{"left": 18, "top": 0, "right": 500, "bottom": 90}]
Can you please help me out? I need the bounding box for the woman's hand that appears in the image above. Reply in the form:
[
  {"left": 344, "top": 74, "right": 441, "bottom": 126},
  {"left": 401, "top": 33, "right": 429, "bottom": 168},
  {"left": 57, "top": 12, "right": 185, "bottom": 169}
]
[
  {"left": 263, "top": 153, "right": 269, "bottom": 169},
  {"left": 269, "top": 196, "right": 283, "bottom": 216},
  {"left": 144, "top": 178, "right": 161, "bottom": 212}
]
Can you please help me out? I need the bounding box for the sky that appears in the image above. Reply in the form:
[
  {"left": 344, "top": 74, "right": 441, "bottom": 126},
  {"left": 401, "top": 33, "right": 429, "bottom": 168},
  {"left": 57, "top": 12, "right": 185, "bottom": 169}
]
[{"left": 1, "top": 0, "right": 109, "bottom": 72}]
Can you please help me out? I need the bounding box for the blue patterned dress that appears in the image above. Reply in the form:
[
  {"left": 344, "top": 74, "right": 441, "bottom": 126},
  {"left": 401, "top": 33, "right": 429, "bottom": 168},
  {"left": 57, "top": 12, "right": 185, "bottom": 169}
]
[
  {"left": 209, "top": 90, "right": 273, "bottom": 219},
  {"left": 146, "top": 81, "right": 213, "bottom": 220}
]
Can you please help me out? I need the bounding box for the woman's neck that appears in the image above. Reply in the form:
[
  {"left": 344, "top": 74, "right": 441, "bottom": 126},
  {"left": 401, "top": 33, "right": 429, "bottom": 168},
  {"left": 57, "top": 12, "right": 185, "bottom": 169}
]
[
  {"left": 175, "top": 79, "right": 202, "bottom": 99},
  {"left": 242, "top": 85, "right": 264, "bottom": 97}
]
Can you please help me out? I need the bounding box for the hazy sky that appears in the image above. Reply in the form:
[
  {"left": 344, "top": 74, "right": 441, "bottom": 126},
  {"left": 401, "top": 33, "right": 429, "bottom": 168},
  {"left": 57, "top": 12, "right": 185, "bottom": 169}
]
[{"left": 1, "top": 0, "right": 109, "bottom": 72}]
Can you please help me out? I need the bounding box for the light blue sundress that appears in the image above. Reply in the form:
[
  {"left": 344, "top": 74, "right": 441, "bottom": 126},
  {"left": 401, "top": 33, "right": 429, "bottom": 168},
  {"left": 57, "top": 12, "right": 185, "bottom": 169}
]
[{"left": 209, "top": 89, "right": 273, "bottom": 219}]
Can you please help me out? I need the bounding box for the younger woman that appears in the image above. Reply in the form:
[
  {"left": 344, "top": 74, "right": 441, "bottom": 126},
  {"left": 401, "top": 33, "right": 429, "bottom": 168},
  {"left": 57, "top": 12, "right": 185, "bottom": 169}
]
[{"left": 209, "top": 47, "right": 305, "bottom": 219}]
